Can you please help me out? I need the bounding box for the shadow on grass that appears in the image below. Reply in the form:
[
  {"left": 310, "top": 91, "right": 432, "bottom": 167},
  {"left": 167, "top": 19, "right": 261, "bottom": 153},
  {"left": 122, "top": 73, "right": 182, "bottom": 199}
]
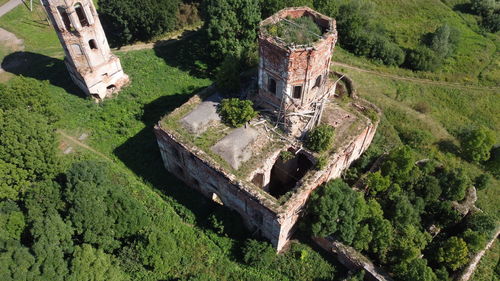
[
  {"left": 153, "top": 31, "right": 216, "bottom": 79},
  {"left": 114, "top": 91, "right": 219, "bottom": 221},
  {"left": 436, "top": 139, "right": 460, "bottom": 156},
  {"left": 1, "top": 51, "right": 85, "bottom": 98},
  {"left": 453, "top": 3, "right": 472, "bottom": 14}
]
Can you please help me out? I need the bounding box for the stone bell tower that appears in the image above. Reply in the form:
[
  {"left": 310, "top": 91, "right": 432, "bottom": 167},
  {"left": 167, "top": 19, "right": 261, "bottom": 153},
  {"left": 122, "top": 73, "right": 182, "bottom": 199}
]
[{"left": 41, "top": 0, "right": 129, "bottom": 100}]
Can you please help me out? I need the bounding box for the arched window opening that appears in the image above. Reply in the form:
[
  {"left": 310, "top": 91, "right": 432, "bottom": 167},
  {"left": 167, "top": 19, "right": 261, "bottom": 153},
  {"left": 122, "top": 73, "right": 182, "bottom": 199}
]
[
  {"left": 74, "top": 3, "right": 89, "bottom": 27},
  {"left": 58, "top": 6, "right": 74, "bottom": 31},
  {"left": 71, "top": 44, "right": 82, "bottom": 55},
  {"left": 314, "top": 75, "right": 322, "bottom": 88},
  {"left": 89, "top": 39, "right": 98, "bottom": 50},
  {"left": 268, "top": 77, "right": 277, "bottom": 95}
]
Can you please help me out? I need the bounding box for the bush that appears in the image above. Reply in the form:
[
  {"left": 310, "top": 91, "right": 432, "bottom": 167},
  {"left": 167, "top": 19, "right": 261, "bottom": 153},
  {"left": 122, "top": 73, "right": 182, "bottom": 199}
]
[
  {"left": 474, "top": 173, "right": 492, "bottom": 190},
  {"left": 436, "top": 237, "right": 469, "bottom": 271},
  {"left": 98, "top": 0, "right": 180, "bottom": 44},
  {"left": 413, "top": 101, "right": 431, "bottom": 114},
  {"left": 439, "top": 168, "right": 471, "bottom": 201},
  {"left": 429, "top": 24, "right": 460, "bottom": 58},
  {"left": 217, "top": 98, "right": 257, "bottom": 127},
  {"left": 459, "top": 127, "right": 495, "bottom": 163},
  {"left": 369, "top": 35, "right": 405, "bottom": 66},
  {"left": 470, "top": 0, "right": 500, "bottom": 32},
  {"left": 405, "top": 47, "right": 442, "bottom": 71},
  {"left": 305, "top": 125, "right": 335, "bottom": 152},
  {"left": 242, "top": 239, "right": 275, "bottom": 268},
  {"left": 398, "top": 127, "right": 433, "bottom": 149}
]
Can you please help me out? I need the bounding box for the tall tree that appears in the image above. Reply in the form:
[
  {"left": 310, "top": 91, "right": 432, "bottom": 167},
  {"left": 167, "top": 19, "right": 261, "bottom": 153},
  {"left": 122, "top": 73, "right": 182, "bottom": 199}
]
[
  {"left": 98, "top": 0, "right": 180, "bottom": 44},
  {"left": 0, "top": 109, "right": 60, "bottom": 199},
  {"left": 68, "top": 244, "right": 129, "bottom": 281},
  {"left": 0, "top": 201, "right": 25, "bottom": 241},
  {"left": 436, "top": 236, "right": 469, "bottom": 271},
  {"left": 30, "top": 214, "right": 74, "bottom": 281},
  {"left": 306, "top": 179, "right": 366, "bottom": 244},
  {"left": 459, "top": 127, "right": 495, "bottom": 163},
  {"left": 0, "top": 240, "right": 36, "bottom": 281},
  {"left": 204, "top": 0, "right": 261, "bottom": 63}
]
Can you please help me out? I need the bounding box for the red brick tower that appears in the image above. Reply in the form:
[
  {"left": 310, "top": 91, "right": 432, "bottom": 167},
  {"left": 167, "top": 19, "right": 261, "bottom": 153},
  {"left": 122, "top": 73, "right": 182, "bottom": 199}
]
[{"left": 257, "top": 7, "right": 337, "bottom": 136}]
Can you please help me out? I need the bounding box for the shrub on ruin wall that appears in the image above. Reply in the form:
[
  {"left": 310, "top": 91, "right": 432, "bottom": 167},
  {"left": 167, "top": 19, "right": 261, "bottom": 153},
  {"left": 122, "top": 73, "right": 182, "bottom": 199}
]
[
  {"left": 305, "top": 124, "right": 334, "bottom": 152},
  {"left": 217, "top": 98, "right": 257, "bottom": 127}
]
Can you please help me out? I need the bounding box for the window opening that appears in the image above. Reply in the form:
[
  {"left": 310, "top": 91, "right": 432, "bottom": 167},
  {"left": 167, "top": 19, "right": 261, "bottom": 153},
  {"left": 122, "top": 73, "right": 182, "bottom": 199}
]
[
  {"left": 268, "top": 77, "right": 277, "bottom": 95},
  {"left": 58, "top": 7, "right": 74, "bottom": 31},
  {"left": 74, "top": 3, "right": 89, "bottom": 27},
  {"left": 314, "top": 75, "right": 322, "bottom": 88},
  {"left": 293, "top": 85, "right": 302, "bottom": 99},
  {"left": 89, "top": 39, "right": 98, "bottom": 50}
]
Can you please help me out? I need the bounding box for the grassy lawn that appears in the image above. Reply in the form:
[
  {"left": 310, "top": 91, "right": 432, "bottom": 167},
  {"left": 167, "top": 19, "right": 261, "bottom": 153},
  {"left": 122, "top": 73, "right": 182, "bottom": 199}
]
[
  {"left": 327, "top": 0, "right": 500, "bottom": 85},
  {"left": 0, "top": 3, "right": 60, "bottom": 59}
]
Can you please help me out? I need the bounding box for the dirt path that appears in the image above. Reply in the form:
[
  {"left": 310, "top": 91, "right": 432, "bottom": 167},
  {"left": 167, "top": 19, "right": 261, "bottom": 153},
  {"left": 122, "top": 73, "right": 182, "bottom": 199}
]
[
  {"left": 58, "top": 130, "right": 113, "bottom": 162},
  {"left": 0, "top": 27, "right": 24, "bottom": 74},
  {"left": 0, "top": 0, "right": 21, "bottom": 18},
  {"left": 332, "top": 62, "right": 500, "bottom": 91}
]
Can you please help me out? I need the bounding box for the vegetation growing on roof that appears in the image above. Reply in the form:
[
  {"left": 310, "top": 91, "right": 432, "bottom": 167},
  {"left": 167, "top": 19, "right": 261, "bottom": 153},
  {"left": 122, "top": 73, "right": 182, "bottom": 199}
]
[
  {"left": 305, "top": 124, "right": 335, "bottom": 152},
  {"left": 266, "top": 16, "right": 323, "bottom": 45},
  {"left": 217, "top": 98, "right": 258, "bottom": 127}
]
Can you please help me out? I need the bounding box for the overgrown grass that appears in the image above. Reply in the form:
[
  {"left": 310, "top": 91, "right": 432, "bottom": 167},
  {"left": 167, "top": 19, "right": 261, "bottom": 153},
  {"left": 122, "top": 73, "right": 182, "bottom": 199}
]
[
  {"left": 0, "top": 3, "right": 60, "bottom": 59},
  {"left": 329, "top": 0, "right": 500, "bottom": 85},
  {"left": 470, "top": 239, "right": 499, "bottom": 281}
]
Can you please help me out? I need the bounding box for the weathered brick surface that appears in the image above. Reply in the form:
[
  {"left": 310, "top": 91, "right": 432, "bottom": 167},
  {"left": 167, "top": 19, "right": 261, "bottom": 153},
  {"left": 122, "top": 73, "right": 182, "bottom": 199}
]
[
  {"left": 42, "top": 0, "right": 128, "bottom": 100},
  {"left": 258, "top": 7, "right": 337, "bottom": 112}
]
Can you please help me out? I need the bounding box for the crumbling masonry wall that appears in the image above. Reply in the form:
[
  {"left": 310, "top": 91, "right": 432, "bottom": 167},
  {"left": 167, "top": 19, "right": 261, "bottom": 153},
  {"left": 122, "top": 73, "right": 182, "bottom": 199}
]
[
  {"left": 154, "top": 126, "right": 284, "bottom": 247},
  {"left": 42, "top": 0, "right": 128, "bottom": 99},
  {"left": 154, "top": 112, "right": 377, "bottom": 251}
]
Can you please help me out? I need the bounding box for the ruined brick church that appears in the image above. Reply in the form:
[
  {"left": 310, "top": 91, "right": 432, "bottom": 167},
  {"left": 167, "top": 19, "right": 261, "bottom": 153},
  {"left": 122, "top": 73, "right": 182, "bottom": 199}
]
[{"left": 154, "top": 7, "right": 379, "bottom": 251}]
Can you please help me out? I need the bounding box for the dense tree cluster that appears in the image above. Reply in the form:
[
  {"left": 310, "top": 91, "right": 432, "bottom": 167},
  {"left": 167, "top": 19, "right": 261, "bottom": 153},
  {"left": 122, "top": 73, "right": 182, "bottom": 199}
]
[
  {"left": 470, "top": 0, "right": 500, "bottom": 32},
  {"left": 305, "top": 144, "right": 497, "bottom": 280},
  {"left": 98, "top": 0, "right": 181, "bottom": 44}
]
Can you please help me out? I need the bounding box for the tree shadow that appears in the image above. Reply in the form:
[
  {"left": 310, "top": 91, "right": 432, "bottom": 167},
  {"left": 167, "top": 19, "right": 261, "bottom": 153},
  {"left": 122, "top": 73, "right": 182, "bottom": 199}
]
[
  {"left": 153, "top": 31, "right": 216, "bottom": 79},
  {"left": 114, "top": 90, "right": 218, "bottom": 221},
  {"left": 436, "top": 139, "right": 460, "bottom": 156},
  {"left": 453, "top": 3, "right": 472, "bottom": 14},
  {"left": 1, "top": 51, "right": 85, "bottom": 98}
]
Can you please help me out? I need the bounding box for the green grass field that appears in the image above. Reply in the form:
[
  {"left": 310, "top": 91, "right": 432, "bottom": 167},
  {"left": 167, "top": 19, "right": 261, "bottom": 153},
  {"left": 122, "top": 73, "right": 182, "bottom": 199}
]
[{"left": 334, "top": 0, "right": 500, "bottom": 85}]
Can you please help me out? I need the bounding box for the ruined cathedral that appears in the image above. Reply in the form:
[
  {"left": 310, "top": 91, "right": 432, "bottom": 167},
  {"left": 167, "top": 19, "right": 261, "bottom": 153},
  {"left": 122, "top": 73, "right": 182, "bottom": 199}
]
[{"left": 154, "top": 7, "right": 379, "bottom": 251}]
